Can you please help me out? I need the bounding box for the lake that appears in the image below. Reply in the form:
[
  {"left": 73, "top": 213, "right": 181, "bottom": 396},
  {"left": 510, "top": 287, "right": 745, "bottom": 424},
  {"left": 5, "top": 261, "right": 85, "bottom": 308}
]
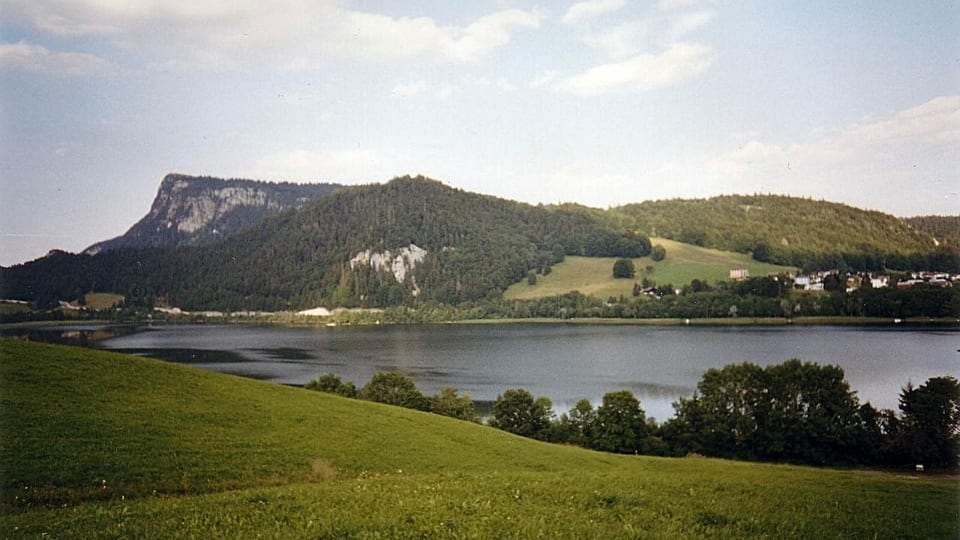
[{"left": 10, "top": 323, "right": 959, "bottom": 421}]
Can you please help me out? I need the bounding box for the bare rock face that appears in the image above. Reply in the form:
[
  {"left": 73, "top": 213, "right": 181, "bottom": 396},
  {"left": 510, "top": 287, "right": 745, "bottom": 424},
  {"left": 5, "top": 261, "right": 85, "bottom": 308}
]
[
  {"left": 84, "top": 174, "right": 341, "bottom": 254},
  {"left": 350, "top": 244, "right": 429, "bottom": 284}
]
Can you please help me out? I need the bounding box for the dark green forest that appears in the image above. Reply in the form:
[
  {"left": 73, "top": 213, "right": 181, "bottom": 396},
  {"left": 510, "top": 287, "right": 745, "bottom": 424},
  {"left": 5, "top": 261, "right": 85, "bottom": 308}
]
[
  {"left": 615, "top": 196, "right": 957, "bottom": 271},
  {"left": 1, "top": 177, "right": 957, "bottom": 312},
  {"left": 1, "top": 177, "right": 649, "bottom": 310},
  {"left": 905, "top": 215, "right": 960, "bottom": 248}
]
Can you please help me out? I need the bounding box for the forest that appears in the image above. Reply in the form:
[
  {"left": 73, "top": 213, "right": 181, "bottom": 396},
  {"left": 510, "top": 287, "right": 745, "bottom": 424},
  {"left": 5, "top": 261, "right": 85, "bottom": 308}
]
[{"left": 1, "top": 176, "right": 958, "bottom": 313}]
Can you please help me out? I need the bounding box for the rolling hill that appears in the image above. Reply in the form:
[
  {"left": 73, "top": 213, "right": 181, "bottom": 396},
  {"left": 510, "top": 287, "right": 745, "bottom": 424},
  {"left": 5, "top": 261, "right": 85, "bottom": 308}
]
[
  {"left": 1, "top": 339, "right": 956, "bottom": 538},
  {"left": 2, "top": 176, "right": 956, "bottom": 312},
  {"left": 615, "top": 195, "right": 942, "bottom": 270},
  {"left": 1, "top": 176, "right": 648, "bottom": 310}
]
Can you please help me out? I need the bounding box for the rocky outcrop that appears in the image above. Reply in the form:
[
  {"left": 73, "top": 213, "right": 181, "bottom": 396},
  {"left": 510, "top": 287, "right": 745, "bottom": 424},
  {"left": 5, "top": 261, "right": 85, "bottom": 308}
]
[
  {"left": 350, "top": 244, "right": 429, "bottom": 295},
  {"left": 84, "top": 174, "right": 341, "bottom": 254}
]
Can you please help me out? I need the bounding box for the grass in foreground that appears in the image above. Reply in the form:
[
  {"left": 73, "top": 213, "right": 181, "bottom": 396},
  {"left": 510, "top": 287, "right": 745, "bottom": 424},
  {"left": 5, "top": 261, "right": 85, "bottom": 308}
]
[
  {"left": 1, "top": 339, "right": 957, "bottom": 539},
  {"left": 505, "top": 238, "right": 795, "bottom": 300}
]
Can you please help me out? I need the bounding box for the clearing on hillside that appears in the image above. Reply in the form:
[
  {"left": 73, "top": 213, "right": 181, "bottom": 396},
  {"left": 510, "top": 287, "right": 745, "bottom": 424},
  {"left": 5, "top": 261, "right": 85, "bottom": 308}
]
[{"left": 506, "top": 238, "right": 795, "bottom": 300}]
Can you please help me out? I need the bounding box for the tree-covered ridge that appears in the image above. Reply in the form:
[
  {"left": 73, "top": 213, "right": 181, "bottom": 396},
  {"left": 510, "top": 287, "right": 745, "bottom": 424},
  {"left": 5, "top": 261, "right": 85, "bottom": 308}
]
[
  {"left": 905, "top": 215, "right": 960, "bottom": 248},
  {"left": 203, "top": 176, "right": 650, "bottom": 309},
  {"left": 0, "top": 176, "right": 649, "bottom": 311},
  {"left": 614, "top": 195, "right": 943, "bottom": 270}
]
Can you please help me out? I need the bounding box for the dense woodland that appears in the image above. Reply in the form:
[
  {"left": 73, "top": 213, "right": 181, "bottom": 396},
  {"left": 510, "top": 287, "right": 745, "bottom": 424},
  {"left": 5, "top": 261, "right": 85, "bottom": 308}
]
[
  {"left": 1, "top": 176, "right": 958, "bottom": 313},
  {"left": 615, "top": 196, "right": 957, "bottom": 272},
  {"left": 905, "top": 215, "right": 960, "bottom": 248},
  {"left": 306, "top": 362, "right": 960, "bottom": 471}
]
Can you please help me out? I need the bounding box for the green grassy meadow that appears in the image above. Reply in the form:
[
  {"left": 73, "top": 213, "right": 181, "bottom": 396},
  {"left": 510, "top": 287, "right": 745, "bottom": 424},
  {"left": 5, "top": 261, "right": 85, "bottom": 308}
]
[
  {"left": 80, "top": 292, "right": 125, "bottom": 310},
  {"left": 1, "top": 339, "right": 957, "bottom": 538},
  {"left": 506, "top": 238, "right": 795, "bottom": 300}
]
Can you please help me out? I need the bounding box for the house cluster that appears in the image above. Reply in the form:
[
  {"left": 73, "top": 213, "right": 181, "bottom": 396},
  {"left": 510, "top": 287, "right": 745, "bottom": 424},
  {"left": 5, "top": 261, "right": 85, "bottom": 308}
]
[
  {"left": 895, "top": 272, "right": 956, "bottom": 289},
  {"left": 789, "top": 270, "right": 960, "bottom": 292},
  {"left": 734, "top": 268, "right": 957, "bottom": 292}
]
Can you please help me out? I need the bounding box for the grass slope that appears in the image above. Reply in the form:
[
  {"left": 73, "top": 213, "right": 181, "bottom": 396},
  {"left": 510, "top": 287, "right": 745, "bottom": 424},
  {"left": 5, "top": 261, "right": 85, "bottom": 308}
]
[
  {"left": 2, "top": 340, "right": 957, "bottom": 539},
  {"left": 506, "top": 238, "right": 794, "bottom": 300}
]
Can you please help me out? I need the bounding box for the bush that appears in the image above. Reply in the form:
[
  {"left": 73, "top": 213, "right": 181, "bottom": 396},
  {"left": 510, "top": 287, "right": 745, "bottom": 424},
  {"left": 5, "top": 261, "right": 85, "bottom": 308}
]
[
  {"left": 651, "top": 244, "right": 666, "bottom": 261},
  {"left": 612, "top": 258, "right": 635, "bottom": 279},
  {"left": 360, "top": 372, "right": 429, "bottom": 411},
  {"left": 305, "top": 373, "right": 357, "bottom": 398}
]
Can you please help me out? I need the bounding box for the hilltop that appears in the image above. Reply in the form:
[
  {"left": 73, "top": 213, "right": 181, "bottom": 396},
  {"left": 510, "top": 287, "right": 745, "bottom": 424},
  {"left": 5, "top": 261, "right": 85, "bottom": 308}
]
[
  {"left": 83, "top": 174, "right": 341, "bottom": 254},
  {"left": 615, "top": 195, "right": 939, "bottom": 270},
  {"left": 1, "top": 339, "right": 956, "bottom": 538},
  {"left": 1, "top": 175, "right": 956, "bottom": 312}
]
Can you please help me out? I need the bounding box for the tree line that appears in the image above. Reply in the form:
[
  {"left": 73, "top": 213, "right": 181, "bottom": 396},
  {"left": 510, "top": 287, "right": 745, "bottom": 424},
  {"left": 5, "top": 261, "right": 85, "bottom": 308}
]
[{"left": 305, "top": 362, "right": 959, "bottom": 471}]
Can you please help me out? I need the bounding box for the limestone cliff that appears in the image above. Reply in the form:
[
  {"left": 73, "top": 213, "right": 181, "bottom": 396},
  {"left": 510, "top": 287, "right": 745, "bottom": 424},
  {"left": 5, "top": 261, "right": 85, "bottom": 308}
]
[{"left": 84, "top": 174, "right": 341, "bottom": 254}]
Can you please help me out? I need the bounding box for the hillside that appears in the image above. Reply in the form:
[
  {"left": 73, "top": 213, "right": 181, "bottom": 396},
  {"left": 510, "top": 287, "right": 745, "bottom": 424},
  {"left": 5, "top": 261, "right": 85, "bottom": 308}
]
[
  {"left": 505, "top": 238, "right": 795, "bottom": 300},
  {"left": 615, "top": 195, "right": 941, "bottom": 270},
  {"left": 2, "top": 178, "right": 957, "bottom": 312},
  {"left": 83, "top": 174, "right": 341, "bottom": 254},
  {"left": 1, "top": 176, "right": 648, "bottom": 310},
  {"left": 905, "top": 215, "right": 960, "bottom": 248},
  {"left": 2, "top": 340, "right": 957, "bottom": 538}
]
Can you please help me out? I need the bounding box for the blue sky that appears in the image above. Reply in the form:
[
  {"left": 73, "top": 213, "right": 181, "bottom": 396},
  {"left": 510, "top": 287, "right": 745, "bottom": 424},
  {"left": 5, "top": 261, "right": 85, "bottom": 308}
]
[{"left": 1, "top": 0, "right": 957, "bottom": 266}]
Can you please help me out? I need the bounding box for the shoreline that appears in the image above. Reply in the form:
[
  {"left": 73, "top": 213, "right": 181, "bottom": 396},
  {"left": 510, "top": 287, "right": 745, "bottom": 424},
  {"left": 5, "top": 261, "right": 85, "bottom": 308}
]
[{"left": 3, "top": 315, "right": 959, "bottom": 331}]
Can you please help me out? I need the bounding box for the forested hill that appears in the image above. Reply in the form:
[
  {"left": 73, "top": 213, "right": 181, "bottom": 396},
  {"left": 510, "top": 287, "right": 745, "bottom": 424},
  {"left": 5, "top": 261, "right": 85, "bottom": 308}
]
[
  {"left": 83, "top": 174, "right": 342, "bottom": 254},
  {"left": 1, "top": 176, "right": 649, "bottom": 310},
  {"left": 904, "top": 215, "right": 960, "bottom": 248},
  {"left": 615, "top": 195, "right": 946, "bottom": 270}
]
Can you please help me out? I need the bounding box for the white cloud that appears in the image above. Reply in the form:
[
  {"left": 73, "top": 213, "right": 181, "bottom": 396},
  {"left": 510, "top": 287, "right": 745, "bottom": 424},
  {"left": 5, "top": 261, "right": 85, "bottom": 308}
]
[
  {"left": 582, "top": 9, "right": 714, "bottom": 59},
  {"left": 705, "top": 96, "right": 960, "bottom": 212},
  {"left": 4, "top": 1, "right": 541, "bottom": 68},
  {"left": 561, "top": 0, "right": 626, "bottom": 25},
  {"left": 0, "top": 40, "right": 108, "bottom": 76},
  {"left": 555, "top": 43, "right": 714, "bottom": 95}
]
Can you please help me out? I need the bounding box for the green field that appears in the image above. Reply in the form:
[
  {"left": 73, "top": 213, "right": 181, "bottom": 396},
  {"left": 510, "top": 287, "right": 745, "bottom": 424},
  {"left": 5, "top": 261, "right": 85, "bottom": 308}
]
[
  {"left": 80, "top": 292, "right": 125, "bottom": 310},
  {"left": 1, "top": 340, "right": 956, "bottom": 538},
  {"left": 506, "top": 238, "right": 796, "bottom": 300}
]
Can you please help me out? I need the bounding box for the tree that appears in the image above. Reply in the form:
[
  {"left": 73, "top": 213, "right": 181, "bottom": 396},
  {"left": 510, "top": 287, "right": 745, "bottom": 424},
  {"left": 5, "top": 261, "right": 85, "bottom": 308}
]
[
  {"left": 898, "top": 376, "right": 960, "bottom": 470},
  {"left": 305, "top": 373, "right": 357, "bottom": 398},
  {"left": 651, "top": 244, "right": 666, "bottom": 262},
  {"left": 489, "top": 388, "right": 552, "bottom": 439},
  {"left": 527, "top": 271, "right": 537, "bottom": 286},
  {"left": 360, "top": 371, "right": 429, "bottom": 411},
  {"left": 612, "top": 258, "right": 635, "bottom": 279},
  {"left": 588, "top": 391, "right": 649, "bottom": 454},
  {"left": 566, "top": 398, "right": 596, "bottom": 446},
  {"left": 430, "top": 387, "right": 477, "bottom": 422}
]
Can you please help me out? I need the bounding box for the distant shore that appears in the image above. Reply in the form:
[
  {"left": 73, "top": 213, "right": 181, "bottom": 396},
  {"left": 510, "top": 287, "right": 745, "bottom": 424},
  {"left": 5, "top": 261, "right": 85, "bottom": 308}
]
[{"left": 3, "top": 315, "right": 959, "bottom": 331}]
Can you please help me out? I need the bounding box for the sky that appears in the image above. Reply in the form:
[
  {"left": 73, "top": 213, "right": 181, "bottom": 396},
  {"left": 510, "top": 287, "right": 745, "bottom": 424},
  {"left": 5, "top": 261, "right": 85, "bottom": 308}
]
[{"left": 0, "top": 0, "right": 958, "bottom": 266}]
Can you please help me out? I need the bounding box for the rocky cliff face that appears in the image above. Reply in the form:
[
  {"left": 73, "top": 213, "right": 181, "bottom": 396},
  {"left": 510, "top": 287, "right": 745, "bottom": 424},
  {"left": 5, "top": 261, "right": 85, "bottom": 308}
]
[{"left": 84, "top": 174, "right": 341, "bottom": 254}]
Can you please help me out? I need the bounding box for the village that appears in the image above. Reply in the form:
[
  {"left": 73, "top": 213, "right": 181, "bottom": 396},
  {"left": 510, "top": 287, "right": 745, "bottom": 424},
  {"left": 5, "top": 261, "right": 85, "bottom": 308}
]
[{"left": 729, "top": 268, "right": 957, "bottom": 292}]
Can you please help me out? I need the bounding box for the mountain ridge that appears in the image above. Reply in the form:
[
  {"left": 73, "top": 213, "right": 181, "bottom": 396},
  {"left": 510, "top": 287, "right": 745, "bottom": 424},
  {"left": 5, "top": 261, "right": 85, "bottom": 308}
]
[
  {"left": 83, "top": 173, "right": 342, "bottom": 254},
  {"left": 2, "top": 174, "right": 956, "bottom": 311}
]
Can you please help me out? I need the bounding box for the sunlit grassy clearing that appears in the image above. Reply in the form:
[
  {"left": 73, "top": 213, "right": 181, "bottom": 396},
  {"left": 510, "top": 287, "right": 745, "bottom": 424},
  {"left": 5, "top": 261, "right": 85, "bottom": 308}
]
[{"left": 505, "top": 238, "right": 795, "bottom": 300}]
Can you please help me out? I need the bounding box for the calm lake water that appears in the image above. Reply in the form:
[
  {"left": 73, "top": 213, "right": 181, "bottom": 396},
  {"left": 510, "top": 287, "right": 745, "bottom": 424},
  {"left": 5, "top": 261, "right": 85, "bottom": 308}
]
[{"left": 12, "top": 323, "right": 960, "bottom": 421}]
